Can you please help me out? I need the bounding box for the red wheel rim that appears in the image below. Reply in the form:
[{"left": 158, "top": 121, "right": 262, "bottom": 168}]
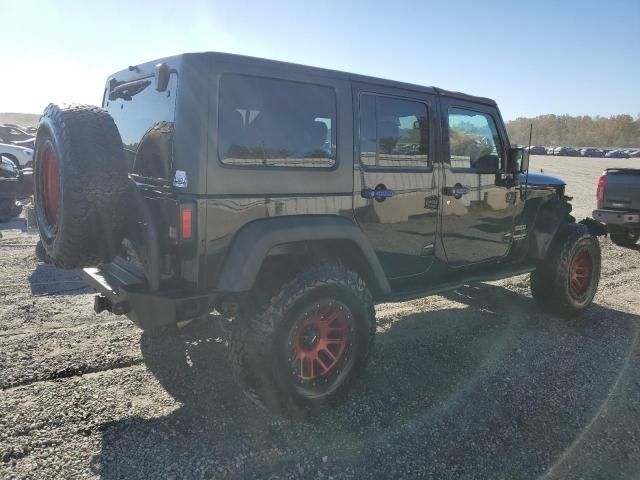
[
  {"left": 288, "top": 301, "right": 352, "bottom": 381},
  {"left": 41, "top": 145, "right": 60, "bottom": 227},
  {"left": 569, "top": 249, "right": 593, "bottom": 295}
]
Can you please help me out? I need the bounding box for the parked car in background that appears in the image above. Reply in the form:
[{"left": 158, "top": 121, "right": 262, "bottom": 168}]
[
  {"left": 593, "top": 168, "right": 640, "bottom": 247},
  {"left": 0, "top": 143, "right": 34, "bottom": 168},
  {"left": 629, "top": 150, "right": 640, "bottom": 158},
  {"left": 565, "top": 147, "right": 580, "bottom": 156},
  {"left": 0, "top": 156, "right": 32, "bottom": 222},
  {"left": 546, "top": 146, "right": 556, "bottom": 155},
  {"left": 0, "top": 124, "right": 33, "bottom": 143},
  {"left": 605, "top": 150, "right": 630, "bottom": 159},
  {"left": 554, "top": 146, "right": 580, "bottom": 156},
  {"left": 13, "top": 138, "right": 35, "bottom": 149},
  {"left": 529, "top": 145, "right": 547, "bottom": 155},
  {"left": 580, "top": 148, "right": 604, "bottom": 157}
]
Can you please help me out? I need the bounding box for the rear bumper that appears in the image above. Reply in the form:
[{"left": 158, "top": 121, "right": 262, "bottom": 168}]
[
  {"left": 80, "top": 261, "right": 215, "bottom": 331},
  {"left": 592, "top": 209, "right": 640, "bottom": 227}
]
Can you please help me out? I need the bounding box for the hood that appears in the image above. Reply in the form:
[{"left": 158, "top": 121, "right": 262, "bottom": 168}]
[{"left": 519, "top": 171, "right": 566, "bottom": 187}]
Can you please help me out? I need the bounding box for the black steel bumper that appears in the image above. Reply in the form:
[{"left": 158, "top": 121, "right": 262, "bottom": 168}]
[{"left": 80, "top": 261, "right": 214, "bottom": 331}]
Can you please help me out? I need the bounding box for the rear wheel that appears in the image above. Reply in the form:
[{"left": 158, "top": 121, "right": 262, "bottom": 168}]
[
  {"left": 530, "top": 223, "right": 601, "bottom": 317},
  {"left": 229, "top": 264, "right": 376, "bottom": 415},
  {"left": 610, "top": 231, "right": 639, "bottom": 248},
  {"left": 3, "top": 154, "right": 20, "bottom": 170}
]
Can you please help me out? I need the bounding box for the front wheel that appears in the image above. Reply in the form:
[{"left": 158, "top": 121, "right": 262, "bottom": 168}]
[
  {"left": 229, "top": 264, "right": 376, "bottom": 415},
  {"left": 610, "top": 231, "right": 639, "bottom": 248},
  {"left": 530, "top": 224, "right": 601, "bottom": 317}
]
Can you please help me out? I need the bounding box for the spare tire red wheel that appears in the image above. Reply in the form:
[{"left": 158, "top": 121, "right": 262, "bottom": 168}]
[{"left": 34, "top": 104, "right": 128, "bottom": 269}]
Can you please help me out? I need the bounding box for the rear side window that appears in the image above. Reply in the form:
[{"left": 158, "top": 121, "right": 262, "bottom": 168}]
[
  {"left": 359, "top": 93, "right": 430, "bottom": 168},
  {"left": 448, "top": 107, "right": 503, "bottom": 172},
  {"left": 218, "top": 74, "right": 337, "bottom": 168},
  {"left": 106, "top": 73, "right": 178, "bottom": 180}
]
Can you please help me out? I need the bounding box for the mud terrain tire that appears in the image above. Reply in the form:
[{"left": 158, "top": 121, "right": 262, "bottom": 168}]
[
  {"left": 229, "top": 264, "right": 376, "bottom": 415},
  {"left": 34, "top": 104, "right": 128, "bottom": 269},
  {"left": 531, "top": 223, "right": 601, "bottom": 317}
]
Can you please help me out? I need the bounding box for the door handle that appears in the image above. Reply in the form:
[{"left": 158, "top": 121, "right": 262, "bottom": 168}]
[
  {"left": 361, "top": 184, "right": 394, "bottom": 203},
  {"left": 443, "top": 184, "right": 469, "bottom": 199}
]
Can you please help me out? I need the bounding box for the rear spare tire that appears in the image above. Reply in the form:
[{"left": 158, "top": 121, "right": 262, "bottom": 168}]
[{"left": 34, "top": 104, "right": 128, "bottom": 269}]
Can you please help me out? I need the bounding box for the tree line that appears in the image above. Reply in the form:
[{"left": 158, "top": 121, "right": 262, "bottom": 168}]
[{"left": 506, "top": 114, "right": 640, "bottom": 148}]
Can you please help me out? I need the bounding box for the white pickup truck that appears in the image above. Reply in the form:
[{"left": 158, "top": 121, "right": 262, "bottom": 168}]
[
  {"left": 593, "top": 168, "right": 640, "bottom": 247},
  {"left": 0, "top": 143, "right": 34, "bottom": 169}
]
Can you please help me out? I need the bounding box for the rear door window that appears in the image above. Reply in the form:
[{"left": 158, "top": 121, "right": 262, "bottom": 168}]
[
  {"left": 218, "top": 74, "right": 337, "bottom": 168},
  {"left": 359, "top": 93, "right": 430, "bottom": 168}
]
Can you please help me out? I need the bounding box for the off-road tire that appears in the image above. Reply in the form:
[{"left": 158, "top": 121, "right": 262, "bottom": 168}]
[
  {"left": 530, "top": 223, "right": 601, "bottom": 317},
  {"left": 0, "top": 199, "right": 13, "bottom": 222},
  {"left": 3, "top": 154, "right": 20, "bottom": 170},
  {"left": 34, "top": 104, "right": 128, "bottom": 269},
  {"left": 610, "top": 231, "right": 639, "bottom": 248},
  {"left": 229, "top": 264, "right": 376, "bottom": 415}
]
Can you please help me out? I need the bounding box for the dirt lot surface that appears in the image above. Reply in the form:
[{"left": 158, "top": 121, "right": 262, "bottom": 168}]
[{"left": 1, "top": 156, "right": 640, "bottom": 479}]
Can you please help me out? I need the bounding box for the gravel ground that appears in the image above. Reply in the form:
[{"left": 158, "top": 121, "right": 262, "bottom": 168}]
[{"left": 1, "top": 156, "right": 640, "bottom": 479}]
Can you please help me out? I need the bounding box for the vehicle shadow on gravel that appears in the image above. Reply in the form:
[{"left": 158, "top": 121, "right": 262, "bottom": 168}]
[
  {"left": 27, "top": 263, "right": 90, "bottom": 296},
  {"left": 92, "top": 284, "right": 640, "bottom": 479},
  {"left": 0, "top": 217, "right": 26, "bottom": 232}
]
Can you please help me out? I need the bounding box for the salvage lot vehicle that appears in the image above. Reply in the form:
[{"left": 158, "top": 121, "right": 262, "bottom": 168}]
[
  {"left": 580, "top": 147, "right": 604, "bottom": 157},
  {"left": 0, "top": 142, "right": 34, "bottom": 169},
  {"left": 528, "top": 145, "right": 547, "bottom": 155},
  {"left": 605, "top": 149, "right": 630, "bottom": 159},
  {"left": 33, "top": 52, "right": 604, "bottom": 414},
  {"left": 0, "top": 124, "right": 33, "bottom": 144},
  {"left": 0, "top": 156, "right": 32, "bottom": 222},
  {"left": 593, "top": 168, "right": 640, "bottom": 247}
]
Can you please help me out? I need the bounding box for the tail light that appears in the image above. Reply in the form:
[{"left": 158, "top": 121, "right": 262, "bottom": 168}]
[
  {"left": 596, "top": 174, "right": 606, "bottom": 203},
  {"left": 180, "top": 205, "right": 193, "bottom": 240}
]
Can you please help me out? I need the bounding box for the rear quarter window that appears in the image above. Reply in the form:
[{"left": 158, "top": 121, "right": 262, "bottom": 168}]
[
  {"left": 218, "top": 74, "right": 337, "bottom": 168},
  {"left": 105, "top": 73, "right": 178, "bottom": 180}
]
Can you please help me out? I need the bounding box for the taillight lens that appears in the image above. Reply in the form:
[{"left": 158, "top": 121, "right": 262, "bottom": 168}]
[
  {"left": 180, "top": 206, "right": 193, "bottom": 240},
  {"left": 596, "top": 174, "right": 606, "bottom": 203}
]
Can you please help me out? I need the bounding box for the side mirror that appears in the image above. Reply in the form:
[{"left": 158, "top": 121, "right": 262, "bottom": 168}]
[
  {"left": 508, "top": 147, "right": 529, "bottom": 173},
  {"left": 155, "top": 63, "right": 170, "bottom": 92}
]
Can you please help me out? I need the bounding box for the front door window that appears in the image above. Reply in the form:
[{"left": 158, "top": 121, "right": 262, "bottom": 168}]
[{"left": 448, "top": 108, "right": 503, "bottom": 173}]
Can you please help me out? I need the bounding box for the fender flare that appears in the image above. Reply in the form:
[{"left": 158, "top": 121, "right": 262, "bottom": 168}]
[
  {"left": 216, "top": 215, "right": 391, "bottom": 295},
  {"left": 527, "top": 199, "right": 573, "bottom": 261}
]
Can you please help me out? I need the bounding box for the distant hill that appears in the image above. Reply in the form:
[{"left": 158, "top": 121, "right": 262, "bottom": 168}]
[{"left": 0, "top": 113, "right": 40, "bottom": 128}]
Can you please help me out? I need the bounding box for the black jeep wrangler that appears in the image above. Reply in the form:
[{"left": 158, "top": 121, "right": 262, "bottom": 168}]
[{"left": 33, "top": 52, "right": 603, "bottom": 413}]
